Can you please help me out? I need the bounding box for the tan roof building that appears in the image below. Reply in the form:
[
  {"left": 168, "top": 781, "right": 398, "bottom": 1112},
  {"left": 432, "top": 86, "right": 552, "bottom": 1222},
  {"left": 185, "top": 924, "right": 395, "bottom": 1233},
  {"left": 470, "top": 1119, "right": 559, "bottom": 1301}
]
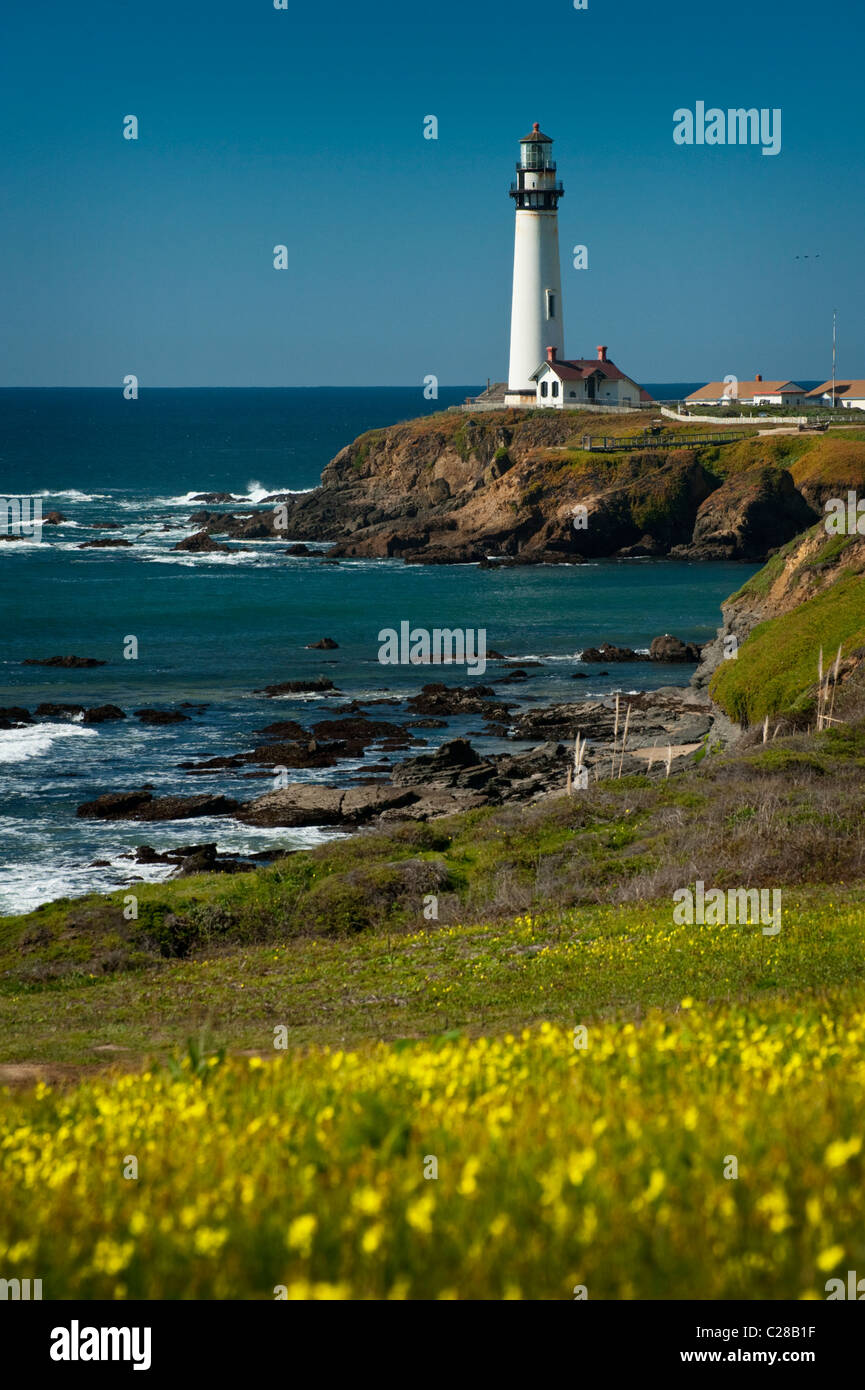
[
  {"left": 807, "top": 380, "right": 865, "bottom": 407},
  {"left": 686, "top": 375, "right": 808, "bottom": 405}
]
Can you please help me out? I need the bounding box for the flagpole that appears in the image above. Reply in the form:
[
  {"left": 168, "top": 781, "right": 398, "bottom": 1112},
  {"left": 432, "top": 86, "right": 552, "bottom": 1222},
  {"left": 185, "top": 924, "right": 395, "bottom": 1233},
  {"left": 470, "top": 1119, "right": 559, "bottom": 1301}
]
[{"left": 832, "top": 310, "right": 836, "bottom": 407}]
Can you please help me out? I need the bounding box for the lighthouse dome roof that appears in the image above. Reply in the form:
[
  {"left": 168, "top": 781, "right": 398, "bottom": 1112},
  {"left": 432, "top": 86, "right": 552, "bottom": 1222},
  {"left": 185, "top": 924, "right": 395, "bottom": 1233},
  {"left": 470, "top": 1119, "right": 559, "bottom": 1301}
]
[{"left": 520, "top": 123, "right": 553, "bottom": 143}]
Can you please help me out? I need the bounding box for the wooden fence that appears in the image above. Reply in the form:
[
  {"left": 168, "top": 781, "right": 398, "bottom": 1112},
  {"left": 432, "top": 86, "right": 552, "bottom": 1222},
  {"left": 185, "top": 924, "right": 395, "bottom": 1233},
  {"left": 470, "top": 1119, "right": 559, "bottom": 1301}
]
[{"left": 580, "top": 432, "right": 752, "bottom": 452}]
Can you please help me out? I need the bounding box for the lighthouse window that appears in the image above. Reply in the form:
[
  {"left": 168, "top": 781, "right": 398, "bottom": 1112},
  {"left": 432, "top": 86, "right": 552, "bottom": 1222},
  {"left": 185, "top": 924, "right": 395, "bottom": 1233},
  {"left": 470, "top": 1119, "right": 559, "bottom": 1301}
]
[
  {"left": 551, "top": 381, "right": 559, "bottom": 398},
  {"left": 546, "top": 291, "right": 556, "bottom": 319},
  {"left": 540, "top": 381, "right": 548, "bottom": 398},
  {"left": 524, "top": 142, "right": 548, "bottom": 170}
]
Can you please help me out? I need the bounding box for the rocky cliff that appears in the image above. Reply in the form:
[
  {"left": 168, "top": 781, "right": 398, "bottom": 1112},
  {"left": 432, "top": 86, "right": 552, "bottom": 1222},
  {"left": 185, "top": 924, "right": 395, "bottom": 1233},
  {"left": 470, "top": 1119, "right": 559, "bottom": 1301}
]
[{"left": 191, "top": 410, "right": 865, "bottom": 566}]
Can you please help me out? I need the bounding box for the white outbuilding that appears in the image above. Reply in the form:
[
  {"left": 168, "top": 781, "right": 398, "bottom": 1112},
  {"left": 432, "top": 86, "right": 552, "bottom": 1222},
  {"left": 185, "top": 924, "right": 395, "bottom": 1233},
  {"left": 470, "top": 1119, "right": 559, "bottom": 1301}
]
[{"left": 530, "top": 345, "right": 650, "bottom": 409}]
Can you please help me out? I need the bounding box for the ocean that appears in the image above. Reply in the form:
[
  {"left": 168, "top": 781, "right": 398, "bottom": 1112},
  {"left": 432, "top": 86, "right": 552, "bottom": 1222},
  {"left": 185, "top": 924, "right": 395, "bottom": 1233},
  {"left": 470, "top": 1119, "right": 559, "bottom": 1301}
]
[{"left": 0, "top": 387, "right": 755, "bottom": 914}]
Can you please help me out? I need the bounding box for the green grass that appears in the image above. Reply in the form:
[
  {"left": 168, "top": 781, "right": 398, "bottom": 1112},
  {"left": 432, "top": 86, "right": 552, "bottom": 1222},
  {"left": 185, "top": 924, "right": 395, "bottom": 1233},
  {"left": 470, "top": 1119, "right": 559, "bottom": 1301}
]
[
  {"left": 0, "top": 794, "right": 666, "bottom": 989},
  {"left": 790, "top": 436, "right": 865, "bottom": 492},
  {"left": 2, "top": 888, "right": 865, "bottom": 1071},
  {"left": 728, "top": 535, "right": 800, "bottom": 601},
  {"left": 710, "top": 571, "right": 865, "bottom": 723},
  {"left": 6, "top": 690, "right": 865, "bottom": 1072}
]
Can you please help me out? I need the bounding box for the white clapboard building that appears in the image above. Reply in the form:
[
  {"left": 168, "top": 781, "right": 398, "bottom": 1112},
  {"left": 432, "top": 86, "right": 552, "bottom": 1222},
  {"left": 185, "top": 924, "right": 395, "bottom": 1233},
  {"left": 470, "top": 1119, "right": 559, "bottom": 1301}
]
[{"left": 530, "top": 345, "right": 651, "bottom": 409}]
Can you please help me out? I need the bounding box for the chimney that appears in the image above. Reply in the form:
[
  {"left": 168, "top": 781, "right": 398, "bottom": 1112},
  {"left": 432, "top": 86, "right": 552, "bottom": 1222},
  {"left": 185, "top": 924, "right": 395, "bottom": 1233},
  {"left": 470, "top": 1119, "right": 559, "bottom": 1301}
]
[
  {"left": 597, "top": 345, "right": 608, "bottom": 362},
  {"left": 546, "top": 345, "right": 557, "bottom": 363},
  {"left": 755, "top": 373, "right": 762, "bottom": 382}
]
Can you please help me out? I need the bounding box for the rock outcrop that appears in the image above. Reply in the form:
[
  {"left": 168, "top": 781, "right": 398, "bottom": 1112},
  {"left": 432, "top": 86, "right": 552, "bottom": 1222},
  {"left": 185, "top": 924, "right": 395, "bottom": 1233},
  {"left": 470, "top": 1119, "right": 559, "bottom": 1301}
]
[
  {"left": 134, "top": 709, "right": 189, "bottom": 724},
  {"left": 23, "top": 655, "right": 106, "bottom": 667},
  {"left": 131, "top": 842, "right": 262, "bottom": 876},
  {"left": 580, "top": 642, "right": 640, "bottom": 663},
  {"left": 82, "top": 705, "right": 126, "bottom": 723},
  {"left": 236, "top": 784, "right": 418, "bottom": 827},
  {"left": 405, "top": 683, "right": 513, "bottom": 721},
  {"left": 76, "top": 791, "right": 240, "bottom": 821},
  {"left": 649, "top": 635, "right": 703, "bottom": 662},
  {"left": 670, "top": 465, "right": 817, "bottom": 561},
  {"left": 181, "top": 411, "right": 858, "bottom": 567},
  {"left": 509, "top": 693, "right": 712, "bottom": 750},
  {"left": 77, "top": 538, "right": 132, "bottom": 548},
  {"left": 0, "top": 706, "right": 33, "bottom": 727},
  {"left": 256, "top": 677, "right": 338, "bottom": 696},
  {"left": 173, "top": 531, "right": 231, "bottom": 553}
]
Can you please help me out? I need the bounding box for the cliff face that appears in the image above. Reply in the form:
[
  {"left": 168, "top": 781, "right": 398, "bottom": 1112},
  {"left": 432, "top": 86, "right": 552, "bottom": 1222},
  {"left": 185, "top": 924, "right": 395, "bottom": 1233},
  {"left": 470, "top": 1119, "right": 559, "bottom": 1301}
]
[
  {"left": 670, "top": 465, "right": 815, "bottom": 561},
  {"left": 695, "top": 526, "right": 865, "bottom": 724},
  {"left": 292, "top": 411, "right": 604, "bottom": 558},
  {"left": 197, "top": 409, "right": 865, "bottom": 567}
]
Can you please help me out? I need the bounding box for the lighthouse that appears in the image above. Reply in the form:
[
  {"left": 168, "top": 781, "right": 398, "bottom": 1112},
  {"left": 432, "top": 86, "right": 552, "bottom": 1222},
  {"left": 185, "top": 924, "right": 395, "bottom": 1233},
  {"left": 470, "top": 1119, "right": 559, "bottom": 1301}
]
[{"left": 505, "top": 124, "right": 565, "bottom": 405}]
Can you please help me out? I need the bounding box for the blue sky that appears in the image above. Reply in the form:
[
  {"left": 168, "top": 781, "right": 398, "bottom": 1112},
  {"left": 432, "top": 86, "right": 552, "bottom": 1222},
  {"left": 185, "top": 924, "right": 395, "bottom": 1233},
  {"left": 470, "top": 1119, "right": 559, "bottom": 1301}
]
[{"left": 1, "top": 0, "right": 862, "bottom": 386}]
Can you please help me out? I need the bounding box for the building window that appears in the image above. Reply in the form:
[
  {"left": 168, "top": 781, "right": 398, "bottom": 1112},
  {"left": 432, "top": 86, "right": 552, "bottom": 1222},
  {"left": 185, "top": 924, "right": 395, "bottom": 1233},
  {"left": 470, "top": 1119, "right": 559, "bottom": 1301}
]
[
  {"left": 569, "top": 390, "right": 576, "bottom": 398},
  {"left": 540, "top": 380, "right": 548, "bottom": 398},
  {"left": 546, "top": 290, "right": 556, "bottom": 319},
  {"left": 551, "top": 381, "right": 559, "bottom": 398}
]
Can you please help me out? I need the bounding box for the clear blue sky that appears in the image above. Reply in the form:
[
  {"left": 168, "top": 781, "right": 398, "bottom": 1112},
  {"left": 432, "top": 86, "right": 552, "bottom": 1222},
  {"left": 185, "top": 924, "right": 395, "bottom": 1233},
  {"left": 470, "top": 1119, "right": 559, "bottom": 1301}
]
[{"left": 1, "top": 0, "right": 862, "bottom": 386}]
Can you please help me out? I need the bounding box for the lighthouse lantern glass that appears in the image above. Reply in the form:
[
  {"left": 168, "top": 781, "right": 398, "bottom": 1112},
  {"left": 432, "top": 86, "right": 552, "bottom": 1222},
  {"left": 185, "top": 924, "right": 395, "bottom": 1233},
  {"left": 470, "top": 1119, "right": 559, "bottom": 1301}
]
[{"left": 522, "top": 142, "right": 549, "bottom": 170}]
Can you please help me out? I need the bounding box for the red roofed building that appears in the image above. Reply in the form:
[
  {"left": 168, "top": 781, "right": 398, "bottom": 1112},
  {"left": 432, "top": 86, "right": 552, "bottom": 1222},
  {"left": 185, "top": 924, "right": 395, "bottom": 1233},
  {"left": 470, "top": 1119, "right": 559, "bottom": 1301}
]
[{"left": 529, "top": 345, "right": 651, "bottom": 409}]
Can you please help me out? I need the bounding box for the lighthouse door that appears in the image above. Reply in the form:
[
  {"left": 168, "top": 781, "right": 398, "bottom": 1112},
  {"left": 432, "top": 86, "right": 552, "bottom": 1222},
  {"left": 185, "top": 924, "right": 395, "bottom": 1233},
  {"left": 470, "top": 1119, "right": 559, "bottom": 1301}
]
[{"left": 586, "top": 376, "right": 596, "bottom": 401}]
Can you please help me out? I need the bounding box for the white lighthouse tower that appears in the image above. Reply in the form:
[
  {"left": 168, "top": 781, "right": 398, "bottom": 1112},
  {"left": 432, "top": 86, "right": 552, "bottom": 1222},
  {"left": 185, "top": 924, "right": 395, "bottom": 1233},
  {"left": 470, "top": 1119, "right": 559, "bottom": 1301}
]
[{"left": 505, "top": 123, "right": 565, "bottom": 405}]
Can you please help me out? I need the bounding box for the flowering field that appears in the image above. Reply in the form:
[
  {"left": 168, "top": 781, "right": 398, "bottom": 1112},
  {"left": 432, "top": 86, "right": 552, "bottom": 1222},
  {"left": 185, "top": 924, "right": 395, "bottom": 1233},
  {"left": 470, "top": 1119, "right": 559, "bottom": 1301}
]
[
  {"left": 4, "top": 892, "right": 865, "bottom": 1067},
  {"left": 2, "top": 988, "right": 864, "bottom": 1300}
]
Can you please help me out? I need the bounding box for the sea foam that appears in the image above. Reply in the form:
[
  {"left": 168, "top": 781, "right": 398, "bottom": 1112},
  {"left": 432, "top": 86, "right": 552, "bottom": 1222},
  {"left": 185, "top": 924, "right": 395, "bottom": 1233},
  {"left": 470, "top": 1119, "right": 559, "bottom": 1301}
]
[{"left": 0, "top": 722, "right": 98, "bottom": 763}]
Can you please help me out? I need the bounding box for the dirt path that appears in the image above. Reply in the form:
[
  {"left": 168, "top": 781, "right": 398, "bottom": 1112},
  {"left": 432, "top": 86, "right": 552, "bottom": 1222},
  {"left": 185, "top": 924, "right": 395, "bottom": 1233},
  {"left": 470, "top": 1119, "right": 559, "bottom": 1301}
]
[{"left": 630, "top": 742, "right": 702, "bottom": 764}]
